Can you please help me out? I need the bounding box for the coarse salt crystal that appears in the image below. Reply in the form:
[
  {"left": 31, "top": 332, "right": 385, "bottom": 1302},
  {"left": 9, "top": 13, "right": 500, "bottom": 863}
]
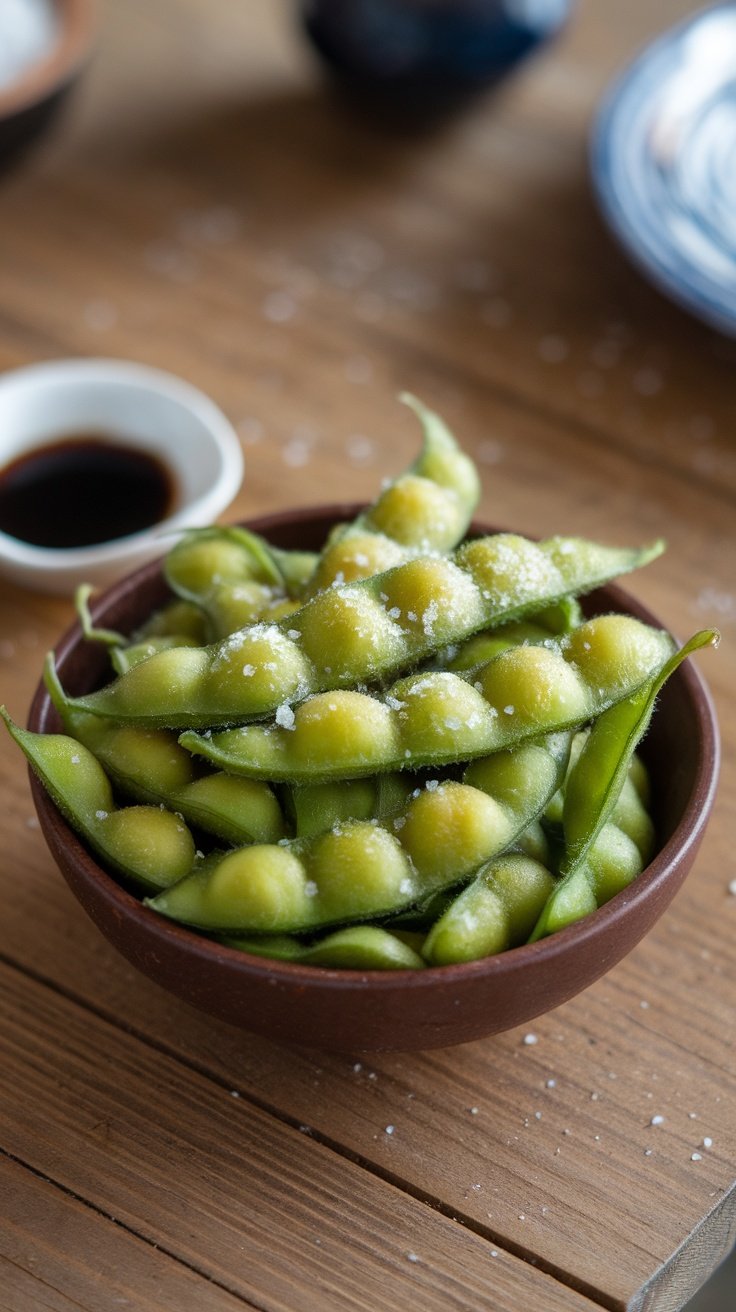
[
  {"left": 523, "top": 1033, "right": 538, "bottom": 1046},
  {"left": 275, "top": 703, "right": 296, "bottom": 730}
]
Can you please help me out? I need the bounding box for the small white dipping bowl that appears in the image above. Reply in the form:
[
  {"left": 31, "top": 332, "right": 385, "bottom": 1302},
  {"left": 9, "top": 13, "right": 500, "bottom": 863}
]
[{"left": 0, "top": 358, "right": 244, "bottom": 594}]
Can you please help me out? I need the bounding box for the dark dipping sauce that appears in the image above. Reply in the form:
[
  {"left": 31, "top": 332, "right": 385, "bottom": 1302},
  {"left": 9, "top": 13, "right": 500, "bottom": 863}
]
[{"left": 0, "top": 435, "right": 175, "bottom": 549}]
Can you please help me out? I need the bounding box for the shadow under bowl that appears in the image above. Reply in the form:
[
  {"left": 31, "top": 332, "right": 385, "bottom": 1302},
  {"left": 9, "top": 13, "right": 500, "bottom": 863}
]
[{"left": 27, "top": 506, "right": 720, "bottom": 1051}]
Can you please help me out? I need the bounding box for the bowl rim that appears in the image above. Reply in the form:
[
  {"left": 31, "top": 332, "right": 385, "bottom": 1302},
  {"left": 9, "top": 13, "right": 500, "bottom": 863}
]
[
  {"left": 0, "top": 0, "right": 98, "bottom": 119},
  {"left": 0, "top": 357, "right": 244, "bottom": 574},
  {"left": 27, "top": 504, "right": 721, "bottom": 993}
]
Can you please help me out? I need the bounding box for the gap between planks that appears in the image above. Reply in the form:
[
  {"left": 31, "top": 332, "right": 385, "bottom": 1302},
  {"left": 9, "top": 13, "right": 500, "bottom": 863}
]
[{"left": 0, "top": 949, "right": 620, "bottom": 1312}]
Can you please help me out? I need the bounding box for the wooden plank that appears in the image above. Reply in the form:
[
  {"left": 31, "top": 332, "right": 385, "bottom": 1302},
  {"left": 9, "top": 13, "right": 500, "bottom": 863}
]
[
  {"left": 0, "top": 963, "right": 601, "bottom": 1312},
  {"left": 0, "top": 2, "right": 734, "bottom": 1311},
  {"left": 1, "top": 1155, "right": 254, "bottom": 1312},
  {"left": 0, "top": 350, "right": 733, "bottom": 1311}
]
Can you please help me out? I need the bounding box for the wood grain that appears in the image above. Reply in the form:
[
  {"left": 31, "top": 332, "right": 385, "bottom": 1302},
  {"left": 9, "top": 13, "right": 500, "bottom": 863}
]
[
  {"left": 1, "top": 1156, "right": 255, "bottom": 1312},
  {"left": 0, "top": 2, "right": 734, "bottom": 1310},
  {"left": 0, "top": 963, "right": 601, "bottom": 1312}
]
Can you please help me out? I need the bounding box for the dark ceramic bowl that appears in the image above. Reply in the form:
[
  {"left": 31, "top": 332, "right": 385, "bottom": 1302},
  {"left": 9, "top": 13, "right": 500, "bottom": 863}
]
[
  {"left": 0, "top": 0, "right": 97, "bottom": 167},
  {"left": 27, "top": 506, "right": 720, "bottom": 1051}
]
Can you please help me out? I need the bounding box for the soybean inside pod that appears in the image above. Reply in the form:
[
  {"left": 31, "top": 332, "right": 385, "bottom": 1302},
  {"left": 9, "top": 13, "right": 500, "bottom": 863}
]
[
  {"left": 43, "top": 653, "right": 286, "bottom": 847},
  {"left": 180, "top": 614, "right": 676, "bottom": 782},
  {"left": 528, "top": 629, "right": 719, "bottom": 941},
  {"left": 0, "top": 709, "right": 195, "bottom": 894},
  {"left": 63, "top": 531, "right": 665, "bottom": 729},
  {"left": 302, "top": 393, "right": 480, "bottom": 595},
  {"left": 145, "top": 734, "right": 571, "bottom": 933},
  {"left": 421, "top": 753, "right": 656, "bottom": 965}
]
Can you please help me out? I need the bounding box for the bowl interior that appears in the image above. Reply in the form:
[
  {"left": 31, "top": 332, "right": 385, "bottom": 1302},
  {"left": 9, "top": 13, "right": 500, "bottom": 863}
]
[{"left": 27, "top": 507, "right": 720, "bottom": 1049}]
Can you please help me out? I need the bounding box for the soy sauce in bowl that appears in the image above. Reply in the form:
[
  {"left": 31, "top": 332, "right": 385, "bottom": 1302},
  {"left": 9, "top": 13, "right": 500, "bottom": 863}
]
[{"left": 0, "top": 435, "right": 176, "bottom": 549}]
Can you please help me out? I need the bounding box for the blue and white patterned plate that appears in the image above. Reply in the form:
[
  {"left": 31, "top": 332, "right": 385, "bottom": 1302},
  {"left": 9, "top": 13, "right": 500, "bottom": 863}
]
[{"left": 591, "top": 3, "right": 736, "bottom": 336}]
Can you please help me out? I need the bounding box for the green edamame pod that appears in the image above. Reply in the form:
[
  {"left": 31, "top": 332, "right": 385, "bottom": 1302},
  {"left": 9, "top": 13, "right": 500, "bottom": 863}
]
[
  {"left": 609, "top": 775, "right": 654, "bottom": 861},
  {"left": 75, "top": 584, "right": 206, "bottom": 675},
  {"left": 444, "top": 597, "right": 584, "bottom": 672},
  {"left": 304, "top": 394, "right": 480, "bottom": 594},
  {"left": 110, "top": 634, "right": 202, "bottom": 676},
  {"left": 180, "top": 615, "right": 675, "bottom": 782},
  {"left": 225, "top": 925, "right": 426, "bottom": 970},
  {"left": 387, "top": 819, "right": 551, "bottom": 933},
  {"left": 289, "top": 772, "right": 413, "bottom": 839},
  {"left": 1, "top": 709, "right": 194, "bottom": 893},
  {"left": 66, "top": 532, "right": 664, "bottom": 730},
  {"left": 529, "top": 629, "right": 719, "bottom": 940},
  {"left": 145, "top": 734, "right": 571, "bottom": 933},
  {"left": 44, "top": 655, "right": 285, "bottom": 846},
  {"left": 165, "top": 526, "right": 291, "bottom": 639},
  {"left": 543, "top": 731, "right": 650, "bottom": 839},
  {"left": 444, "top": 619, "right": 558, "bottom": 671},
  {"left": 422, "top": 853, "right": 556, "bottom": 964},
  {"left": 527, "top": 822, "right": 645, "bottom": 937},
  {"left": 135, "top": 597, "right": 210, "bottom": 643}
]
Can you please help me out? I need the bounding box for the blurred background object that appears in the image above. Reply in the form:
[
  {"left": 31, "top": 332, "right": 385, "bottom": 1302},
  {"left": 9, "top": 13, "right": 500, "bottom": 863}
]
[
  {"left": 0, "top": 0, "right": 97, "bottom": 166},
  {"left": 592, "top": 3, "right": 736, "bottom": 338},
  {"left": 301, "top": 0, "right": 572, "bottom": 119}
]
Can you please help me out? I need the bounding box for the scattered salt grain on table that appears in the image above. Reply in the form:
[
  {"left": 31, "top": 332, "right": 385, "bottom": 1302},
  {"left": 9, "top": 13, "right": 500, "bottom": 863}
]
[
  {"left": 633, "top": 367, "right": 664, "bottom": 397},
  {"left": 262, "top": 290, "right": 296, "bottom": 324},
  {"left": 537, "top": 334, "right": 569, "bottom": 364},
  {"left": 84, "top": 299, "right": 118, "bottom": 332},
  {"left": 480, "top": 297, "right": 512, "bottom": 328}
]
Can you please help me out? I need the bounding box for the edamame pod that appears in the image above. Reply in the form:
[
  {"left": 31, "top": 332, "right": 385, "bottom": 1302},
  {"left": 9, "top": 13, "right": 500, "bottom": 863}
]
[
  {"left": 68, "top": 533, "right": 664, "bottom": 730},
  {"left": 543, "top": 732, "right": 650, "bottom": 835},
  {"left": 288, "top": 773, "right": 413, "bottom": 839},
  {"left": 75, "top": 584, "right": 206, "bottom": 675},
  {"left": 304, "top": 394, "right": 480, "bottom": 594},
  {"left": 422, "top": 853, "right": 556, "bottom": 964},
  {"left": 180, "top": 615, "right": 675, "bottom": 781},
  {"left": 145, "top": 734, "right": 571, "bottom": 933},
  {"left": 1, "top": 709, "right": 194, "bottom": 893},
  {"left": 165, "top": 526, "right": 290, "bottom": 640},
  {"left": 444, "top": 598, "right": 583, "bottom": 671},
  {"left": 224, "top": 925, "right": 426, "bottom": 970},
  {"left": 423, "top": 777, "right": 656, "bottom": 964},
  {"left": 529, "top": 629, "right": 719, "bottom": 940},
  {"left": 44, "top": 654, "right": 285, "bottom": 846}
]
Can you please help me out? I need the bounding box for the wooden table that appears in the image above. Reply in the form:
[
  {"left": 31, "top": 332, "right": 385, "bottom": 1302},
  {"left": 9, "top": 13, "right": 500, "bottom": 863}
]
[{"left": 1, "top": 3, "right": 734, "bottom": 1309}]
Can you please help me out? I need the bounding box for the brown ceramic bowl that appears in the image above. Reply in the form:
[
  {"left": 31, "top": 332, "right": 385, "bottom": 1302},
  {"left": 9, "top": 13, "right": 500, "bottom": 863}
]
[
  {"left": 0, "top": 0, "right": 97, "bottom": 166},
  {"left": 27, "top": 506, "right": 720, "bottom": 1051}
]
